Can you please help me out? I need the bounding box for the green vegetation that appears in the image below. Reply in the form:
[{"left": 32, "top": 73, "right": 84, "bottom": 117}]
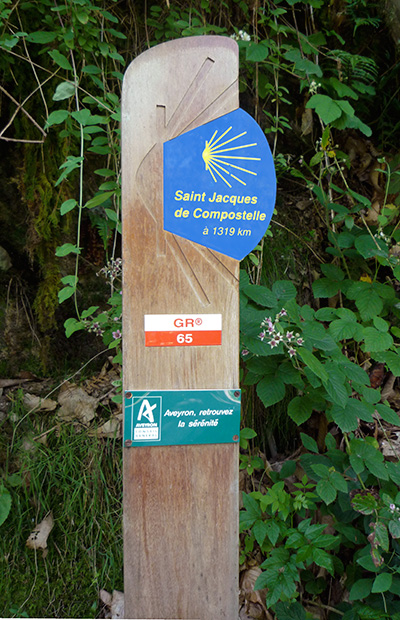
[{"left": 1, "top": 0, "right": 400, "bottom": 617}]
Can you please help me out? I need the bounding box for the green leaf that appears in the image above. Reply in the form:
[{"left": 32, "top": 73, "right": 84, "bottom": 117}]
[
  {"left": 298, "top": 348, "right": 328, "bottom": 383},
  {"left": 53, "top": 81, "right": 75, "bottom": 101},
  {"left": 329, "top": 318, "right": 364, "bottom": 341},
  {"left": 355, "top": 235, "right": 387, "bottom": 259},
  {"left": 349, "top": 578, "right": 373, "bottom": 601},
  {"left": 60, "top": 199, "right": 77, "bottom": 215},
  {"left": 389, "top": 520, "right": 400, "bottom": 539},
  {"left": 300, "top": 432, "right": 318, "bottom": 453},
  {"left": 316, "top": 479, "right": 337, "bottom": 504},
  {"left": 274, "top": 602, "right": 306, "bottom": 620},
  {"left": 58, "top": 286, "right": 75, "bottom": 303},
  {"left": 48, "top": 49, "right": 73, "bottom": 71},
  {"left": 312, "top": 548, "right": 334, "bottom": 574},
  {"left": 64, "top": 317, "right": 85, "bottom": 338},
  {"left": 312, "top": 278, "right": 341, "bottom": 298},
  {"left": 26, "top": 31, "right": 57, "bottom": 43},
  {"left": 56, "top": 243, "right": 81, "bottom": 257},
  {"left": 84, "top": 191, "right": 114, "bottom": 209},
  {"left": 0, "top": 486, "right": 11, "bottom": 526},
  {"left": 371, "top": 572, "right": 392, "bottom": 594},
  {"left": 256, "top": 376, "right": 285, "bottom": 408},
  {"left": 272, "top": 280, "right": 297, "bottom": 302},
  {"left": 253, "top": 519, "right": 269, "bottom": 545},
  {"left": 246, "top": 40, "right": 269, "bottom": 62},
  {"left": 45, "top": 109, "right": 69, "bottom": 128},
  {"left": 331, "top": 402, "right": 358, "bottom": 432},
  {"left": 71, "top": 109, "right": 92, "bottom": 126},
  {"left": 363, "top": 327, "right": 393, "bottom": 352},
  {"left": 241, "top": 284, "right": 276, "bottom": 307},
  {"left": 287, "top": 396, "right": 314, "bottom": 425},
  {"left": 375, "top": 403, "right": 400, "bottom": 425},
  {"left": 306, "top": 94, "right": 343, "bottom": 124},
  {"left": 381, "top": 351, "right": 400, "bottom": 376}
]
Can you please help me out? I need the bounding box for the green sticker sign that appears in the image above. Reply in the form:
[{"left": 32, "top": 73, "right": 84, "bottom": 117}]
[{"left": 124, "top": 389, "right": 241, "bottom": 447}]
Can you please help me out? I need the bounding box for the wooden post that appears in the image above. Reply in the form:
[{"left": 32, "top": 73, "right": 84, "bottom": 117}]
[{"left": 122, "top": 37, "right": 239, "bottom": 619}]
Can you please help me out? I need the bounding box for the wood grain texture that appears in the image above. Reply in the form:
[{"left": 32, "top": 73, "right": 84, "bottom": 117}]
[{"left": 122, "top": 36, "right": 239, "bottom": 619}]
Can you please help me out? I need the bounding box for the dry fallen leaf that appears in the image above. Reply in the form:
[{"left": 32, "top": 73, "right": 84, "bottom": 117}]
[
  {"left": 381, "top": 432, "right": 400, "bottom": 457},
  {"left": 240, "top": 567, "right": 268, "bottom": 618},
  {"left": 99, "top": 589, "right": 124, "bottom": 619},
  {"left": 26, "top": 512, "right": 54, "bottom": 552},
  {"left": 23, "top": 393, "right": 58, "bottom": 412},
  {"left": 92, "top": 415, "right": 122, "bottom": 439},
  {"left": 57, "top": 383, "right": 98, "bottom": 425}
]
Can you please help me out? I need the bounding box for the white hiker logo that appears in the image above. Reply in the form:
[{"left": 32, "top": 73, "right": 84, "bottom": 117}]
[{"left": 137, "top": 399, "right": 157, "bottom": 423}]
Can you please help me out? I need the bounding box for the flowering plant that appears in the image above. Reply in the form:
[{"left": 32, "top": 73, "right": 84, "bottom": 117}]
[{"left": 258, "top": 308, "right": 304, "bottom": 358}]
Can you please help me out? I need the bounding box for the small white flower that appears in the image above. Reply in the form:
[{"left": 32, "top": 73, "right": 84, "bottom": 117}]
[
  {"left": 269, "top": 338, "right": 278, "bottom": 348},
  {"left": 288, "top": 348, "right": 296, "bottom": 357}
]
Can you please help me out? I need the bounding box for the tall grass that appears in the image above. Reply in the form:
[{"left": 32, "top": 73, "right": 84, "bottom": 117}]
[{"left": 0, "top": 393, "right": 123, "bottom": 618}]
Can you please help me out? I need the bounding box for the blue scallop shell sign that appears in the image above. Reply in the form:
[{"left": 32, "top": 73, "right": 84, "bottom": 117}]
[{"left": 163, "top": 108, "right": 276, "bottom": 261}]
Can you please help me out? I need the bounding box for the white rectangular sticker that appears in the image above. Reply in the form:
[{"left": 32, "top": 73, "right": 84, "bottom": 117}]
[{"left": 144, "top": 314, "right": 222, "bottom": 347}]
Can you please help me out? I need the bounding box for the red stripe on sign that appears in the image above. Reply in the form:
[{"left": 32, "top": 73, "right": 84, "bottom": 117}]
[{"left": 145, "top": 330, "right": 222, "bottom": 347}]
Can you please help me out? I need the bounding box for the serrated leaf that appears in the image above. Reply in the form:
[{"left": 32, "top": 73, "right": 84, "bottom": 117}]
[
  {"left": 363, "top": 327, "right": 393, "bottom": 352},
  {"left": 298, "top": 348, "right": 328, "bottom": 383},
  {"left": 316, "top": 479, "right": 337, "bottom": 504},
  {"left": 241, "top": 284, "right": 276, "bottom": 307},
  {"left": 272, "top": 280, "right": 297, "bottom": 302},
  {"left": 329, "top": 318, "right": 364, "bottom": 341},
  {"left": 256, "top": 376, "right": 285, "bottom": 408},
  {"left": 287, "top": 396, "right": 314, "bottom": 425},
  {"left": 300, "top": 432, "right": 318, "bottom": 453},
  {"left": 375, "top": 403, "right": 400, "bottom": 425}
]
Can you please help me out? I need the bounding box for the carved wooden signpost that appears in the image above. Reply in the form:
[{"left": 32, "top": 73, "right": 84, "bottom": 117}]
[{"left": 122, "top": 36, "right": 275, "bottom": 619}]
